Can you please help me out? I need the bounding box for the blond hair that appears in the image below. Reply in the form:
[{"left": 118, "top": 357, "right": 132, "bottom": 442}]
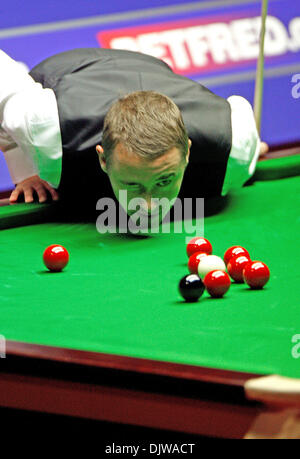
[{"left": 102, "top": 91, "right": 189, "bottom": 167}]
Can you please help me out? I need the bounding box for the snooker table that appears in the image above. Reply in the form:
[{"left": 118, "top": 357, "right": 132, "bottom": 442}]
[{"left": 0, "top": 145, "right": 300, "bottom": 439}]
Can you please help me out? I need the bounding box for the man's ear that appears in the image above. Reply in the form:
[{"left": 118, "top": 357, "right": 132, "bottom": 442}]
[
  {"left": 96, "top": 145, "right": 108, "bottom": 173},
  {"left": 186, "top": 139, "right": 192, "bottom": 164}
]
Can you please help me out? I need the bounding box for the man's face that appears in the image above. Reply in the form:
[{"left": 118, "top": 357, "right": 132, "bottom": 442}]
[{"left": 97, "top": 142, "right": 190, "bottom": 223}]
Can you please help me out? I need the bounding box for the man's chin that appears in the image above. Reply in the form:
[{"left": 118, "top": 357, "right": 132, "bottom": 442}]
[
  {"left": 130, "top": 218, "right": 161, "bottom": 231},
  {"left": 126, "top": 213, "right": 165, "bottom": 235}
]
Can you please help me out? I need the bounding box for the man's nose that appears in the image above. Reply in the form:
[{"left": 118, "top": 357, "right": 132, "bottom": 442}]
[{"left": 140, "top": 195, "right": 158, "bottom": 215}]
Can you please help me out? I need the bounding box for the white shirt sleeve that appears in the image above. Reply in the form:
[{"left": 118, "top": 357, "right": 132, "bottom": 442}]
[
  {"left": 221, "top": 95, "right": 261, "bottom": 196},
  {"left": 0, "top": 49, "right": 62, "bottom": 187},
  {"left": 0, "top": 127, "right": 38, "bottom": 184}
]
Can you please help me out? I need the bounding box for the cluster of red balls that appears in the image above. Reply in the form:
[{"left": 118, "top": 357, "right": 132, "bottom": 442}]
[{"left": 186, "top": 237, "right": 270, "bottom": 298}]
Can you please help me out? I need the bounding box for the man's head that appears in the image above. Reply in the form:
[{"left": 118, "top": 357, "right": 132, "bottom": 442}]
[{"left": 96, "top": 91, "right": 191, "bottom": 221}]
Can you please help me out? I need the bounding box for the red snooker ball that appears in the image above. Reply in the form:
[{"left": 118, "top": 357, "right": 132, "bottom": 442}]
[
  {"left": 188, "top": 252, "right": 209, "bottom": 274},
  {"left": 186, "top": 237, "right": 212, "bottom": 258},
  {"left": 227, "top": 254, "right": 251, "bottom": 283},
  {"left": 43, "top": 244, "right": 69, "bottom": 272},
  {"left": 203, "top": 270, "right": 231, "bottom": 298},
  {"left": 224, "top": 246, "right": 250, "bottom": 266},
  {"left": 243, "top": 261, "right": 270, "bottom": 289}
]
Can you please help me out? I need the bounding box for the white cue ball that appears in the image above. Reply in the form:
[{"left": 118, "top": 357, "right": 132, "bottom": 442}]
[{"left": 197, "top": 255, "right": 226, "bottom": 279}]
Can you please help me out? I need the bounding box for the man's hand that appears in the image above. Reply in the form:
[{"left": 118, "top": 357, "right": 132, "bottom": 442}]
[
  {"left": 9, "top": 175, "right": 59, "bottom": 203},
  {"left": 260, "top": 142, "right": 269, "bottom": 157}
]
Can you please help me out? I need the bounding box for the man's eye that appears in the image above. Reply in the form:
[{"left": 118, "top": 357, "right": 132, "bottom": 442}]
[
  {"left": 157, "top": 180, "right": 172, "bottom": 188},
  {"left": 126, "top": 183, "right": 140, "bottom": 188}
]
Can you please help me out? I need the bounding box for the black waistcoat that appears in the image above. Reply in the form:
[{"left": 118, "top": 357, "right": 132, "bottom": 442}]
[{"left": 29, "top": 48, "right": 232, "bottom": 213}]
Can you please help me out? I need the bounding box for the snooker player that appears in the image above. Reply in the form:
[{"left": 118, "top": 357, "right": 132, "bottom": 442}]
[{"left": 0, "top": 48, "right": 268, "bottom": 219}]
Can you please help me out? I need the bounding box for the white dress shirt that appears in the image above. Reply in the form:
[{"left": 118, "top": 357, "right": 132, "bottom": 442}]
[
  {"left": 0, "top": 50, "right": 62, "bottom": 188},
  {"left": 0, "top": 49, "right": 260, "bottom": 194}
]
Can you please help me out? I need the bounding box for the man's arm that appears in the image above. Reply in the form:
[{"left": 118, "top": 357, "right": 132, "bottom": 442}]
[
  {"left": 0, "top": 125, "right": 37, "bottom": 181},
  {"left": 221, "top": 95, "right": 267, "bottom": 196},
  {"left": 0, "top": 51, "right": 39, "bottom": 188},
  {"left": 0, "top": 129, "right": 59, "bottom": 203},
  {"left": 0, "top": 50, "right": 62, "bottom": 202}
]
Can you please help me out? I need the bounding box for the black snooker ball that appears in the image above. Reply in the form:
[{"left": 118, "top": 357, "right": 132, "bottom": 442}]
[{"left": 178, "top": 274, "right": 205, "bottom": 302}]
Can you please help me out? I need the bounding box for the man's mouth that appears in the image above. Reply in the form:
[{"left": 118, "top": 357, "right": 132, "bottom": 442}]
[{"left": 138, "top": 211, "right": 160, "bottom": 218}]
